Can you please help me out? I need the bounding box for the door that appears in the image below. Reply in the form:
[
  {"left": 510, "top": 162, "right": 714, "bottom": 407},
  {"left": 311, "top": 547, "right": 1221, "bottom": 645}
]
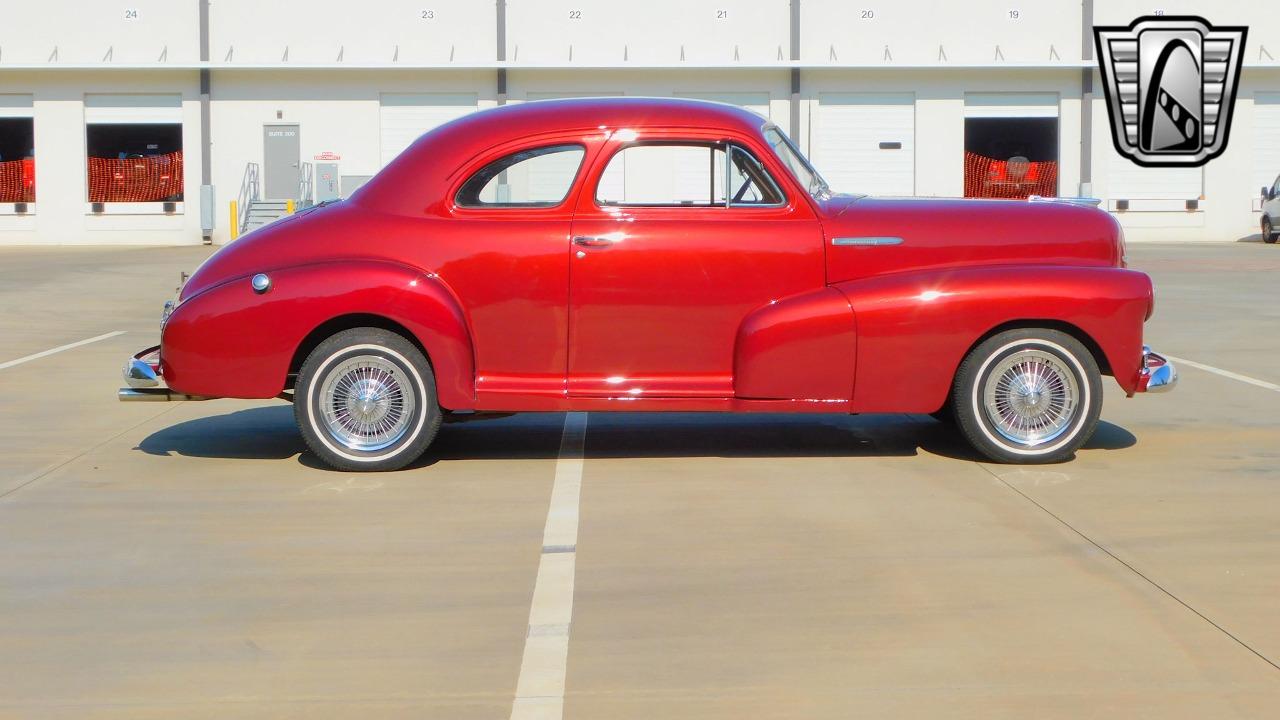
[
  {"left": 379, "top": 93, "right": 477, "bottom": 167},
  {"left": 263, "top": 124, "right": 300, "bottom": 200},
  {"left": 567, "top": 134, "right": 825, "bottom": 398},
  {"left": 813, "top": 93, "right": 915, "bottom": 196},
  {"left": 438, "top": 137, "right": 595, "bottom": 403}
]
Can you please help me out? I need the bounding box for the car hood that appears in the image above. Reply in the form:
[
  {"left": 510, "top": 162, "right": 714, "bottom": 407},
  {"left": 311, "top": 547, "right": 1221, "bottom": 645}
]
[{"left": 817, "top": 195, "right": 1124, "bottom": 284}]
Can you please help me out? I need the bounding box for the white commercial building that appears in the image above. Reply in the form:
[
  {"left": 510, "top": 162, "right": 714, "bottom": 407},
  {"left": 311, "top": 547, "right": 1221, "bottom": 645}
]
[{"left": 0, "top": 0, "right": 1277, "bottom": 245}]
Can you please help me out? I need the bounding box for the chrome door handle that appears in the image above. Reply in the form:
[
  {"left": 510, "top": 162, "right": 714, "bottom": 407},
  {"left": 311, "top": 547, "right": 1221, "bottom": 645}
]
[{"left": 573, "top": 235, "right": 612, "bottom": 247}]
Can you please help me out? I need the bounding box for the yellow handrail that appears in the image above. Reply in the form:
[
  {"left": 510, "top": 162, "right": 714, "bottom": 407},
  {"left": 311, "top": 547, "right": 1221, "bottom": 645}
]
[
  {"left": 286, "top": 199, "right": 295, "bottom": 214},
  {"left": 229, "top": 200, "right": 239, "bottom": 241}
]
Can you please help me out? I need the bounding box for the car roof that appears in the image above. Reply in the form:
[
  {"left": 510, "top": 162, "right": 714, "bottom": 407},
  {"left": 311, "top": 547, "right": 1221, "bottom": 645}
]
[
  {"left": 357, "top": 97, "right": 773, "bottom": 214},
  {"left": 456, "top": 96, "right": 769, "bottom": 135}
]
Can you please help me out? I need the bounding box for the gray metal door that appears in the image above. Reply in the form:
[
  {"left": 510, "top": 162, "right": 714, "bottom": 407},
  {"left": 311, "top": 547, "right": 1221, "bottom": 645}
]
[{"left": 263, "top": 124, "right": 300, "bottom": 200}]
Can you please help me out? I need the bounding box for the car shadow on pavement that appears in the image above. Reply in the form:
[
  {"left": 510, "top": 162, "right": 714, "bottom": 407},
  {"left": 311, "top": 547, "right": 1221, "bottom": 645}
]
[
  {"left": 135, "top": 405, "right": 1135, "bottom": 470},
  {"left": 136, "top": 404, "right": 306, "bottom": 460}
]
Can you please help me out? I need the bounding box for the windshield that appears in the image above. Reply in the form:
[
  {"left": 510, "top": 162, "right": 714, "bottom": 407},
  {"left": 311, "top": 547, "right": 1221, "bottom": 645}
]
[{"left": 763, "top": 125, "right": 830, "bottom": 198}]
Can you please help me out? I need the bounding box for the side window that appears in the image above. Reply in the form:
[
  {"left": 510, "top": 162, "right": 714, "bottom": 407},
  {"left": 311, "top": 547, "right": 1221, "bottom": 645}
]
[
  {"left": 456, "top": 144, "right": 584, "bottom": 208},
  {"left": 596, "top": 142, "right": 784, "bottom": 207},
  {"left": 726, "top": 146, "right": 784, "bottom": 205},
  {"left": 1273, "top": 176, "right": 1280, "bottom": 196}
]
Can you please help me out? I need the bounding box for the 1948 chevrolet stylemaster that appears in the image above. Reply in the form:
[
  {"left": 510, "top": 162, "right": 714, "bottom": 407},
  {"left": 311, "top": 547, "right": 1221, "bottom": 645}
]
[{"left": 119, "top": 97, "right": 1176, "bottom": 470}]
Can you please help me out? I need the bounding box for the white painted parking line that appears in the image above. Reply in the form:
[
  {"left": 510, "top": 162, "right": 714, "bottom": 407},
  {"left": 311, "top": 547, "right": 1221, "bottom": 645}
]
[
  {"left": 510, "top": 411, "right": 588, "bottom": 720},
  {"left": 0, "top": 331, "right": 126, "bottom": 371},
  {"left": 1164, "top": 355, "right": 1280, "bottom": 393}
]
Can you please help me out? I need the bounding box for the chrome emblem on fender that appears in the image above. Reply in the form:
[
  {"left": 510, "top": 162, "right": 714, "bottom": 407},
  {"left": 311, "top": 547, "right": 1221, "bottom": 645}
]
[{"left": 1094, "top": 16, "right": 1247, "bottom": 168}]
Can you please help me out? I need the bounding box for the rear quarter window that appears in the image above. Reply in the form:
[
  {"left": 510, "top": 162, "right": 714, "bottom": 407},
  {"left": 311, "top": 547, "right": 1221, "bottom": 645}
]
[{"left": 456, "top": 144, "right": 585, "bottom": 208}]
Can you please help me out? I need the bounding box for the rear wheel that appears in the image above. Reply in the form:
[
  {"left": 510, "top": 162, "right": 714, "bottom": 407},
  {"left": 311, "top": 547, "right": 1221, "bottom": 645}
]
[
  {"left": 951, "top": 328, "right": 1102, "bottom": 464},
  {"left": 294, "top": 327, "right": 441, "bottom": 471},
  {"left": 1263, "top": 217, "right": 1277, "bottom": 244}
]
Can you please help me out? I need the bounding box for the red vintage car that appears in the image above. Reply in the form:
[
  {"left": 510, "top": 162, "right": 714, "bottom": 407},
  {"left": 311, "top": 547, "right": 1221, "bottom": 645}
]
[{"left": 120, "top": 97, "right": 1176, "bottom": 470}]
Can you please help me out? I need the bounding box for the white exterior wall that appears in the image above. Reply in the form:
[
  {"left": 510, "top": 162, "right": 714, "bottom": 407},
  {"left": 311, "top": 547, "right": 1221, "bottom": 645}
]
[
  {"left": 0, "top": 71, "right": 203, "bottom": 246},
  {"left": 209, "top": 1, "right": 497, "bottom": 65},
  {"left": 0, "top": 1, "right": 1278, "bottom": 245},
  {"left": 506, "top": 0, "right": 788, "bottom": 65},
  {"left": 207, "top": 70, "right": 497, "bottom": 245},
  {"left": 802, "top": 69, "right": 1082, "bottom": 200},
  {"left": 0, "top": 1, "right": 197, "bottom": 64},
  {"left": 803, "top": 0, "right": 1082, "bottom": 65}
]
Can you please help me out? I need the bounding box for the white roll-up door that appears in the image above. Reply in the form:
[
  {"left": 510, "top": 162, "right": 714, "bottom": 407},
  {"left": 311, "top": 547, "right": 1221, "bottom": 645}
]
[
  {"left": 813, "top": 93, "right": 915, "bottom": 196},
  {"left": 1253, "top": 94, "right": 1280, "bottom": 197},
  {"left": 0, "top": 95, "right": 33, "bottom": 118},
  {"left": 525, "top": 92, "right": 624, "bottom": 201},
  {"left": 379, "top": 93, "right": 477, "bottom": 167},
  {"left": 675, "top": 92, "right": 770, "bottom": 120},
  {"left": 1106, "top": 160, "right": 1202, "bottom": 201},
  {"left": 84, "top": 94, "right": 181, "bottom": 124},
  {"left": 1104, "top": 88, "right": 1201, "bottom": 200},
  {"left": 964, "top": 93, "right": 1059, "bottom": 118},
  {"left": 672, "top": 93, "right": 769, "bottom": 200}
]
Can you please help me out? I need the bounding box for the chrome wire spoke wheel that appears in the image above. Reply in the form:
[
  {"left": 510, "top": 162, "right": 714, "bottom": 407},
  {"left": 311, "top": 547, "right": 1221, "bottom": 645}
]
[
  {"left": 318, "top": 354, "right": 417, "bottom": 452},
  {"left": 981, "top": 349, "right": 1079, "bottom": 447}
]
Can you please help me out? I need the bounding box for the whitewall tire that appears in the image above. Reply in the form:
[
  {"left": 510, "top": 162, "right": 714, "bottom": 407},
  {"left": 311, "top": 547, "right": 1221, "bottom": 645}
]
[
  {"left": 294, "top": 327, "right": 442, "bottom": 472},
  {"left": 951, "top": 328, "right": 1102, "bottom": 464}
]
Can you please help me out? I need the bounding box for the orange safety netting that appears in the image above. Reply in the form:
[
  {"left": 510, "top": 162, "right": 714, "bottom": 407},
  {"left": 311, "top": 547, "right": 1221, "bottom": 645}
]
[
  {"left": 0, "top": 158, "right": 35, "bottom": 203},
  {"left": 88, "top": 151, "right": 183, "bottom": 202},
  {"left": 964, "top": 151, "right": 1057, "bottom": 199}
]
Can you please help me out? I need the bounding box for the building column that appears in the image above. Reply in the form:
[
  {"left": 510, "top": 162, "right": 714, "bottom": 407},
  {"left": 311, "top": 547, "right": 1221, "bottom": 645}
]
[
  {"left": 199, "top": 0, "right": 213, "bottom": 242},
  {"left": 789, "top": 0, "right": 801, "bottom": 142},
  {"left": 1079, "top": 0, "right": 1093, "bottom": 198}
]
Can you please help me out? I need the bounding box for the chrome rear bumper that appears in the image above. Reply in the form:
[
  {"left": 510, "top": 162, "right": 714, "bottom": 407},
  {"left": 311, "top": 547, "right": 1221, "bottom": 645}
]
[
  {"left": 118, "top": 345, "right": 208, "bottom": 402},
  {"left": 1139, "top": 345, "right": 1177, "bottom": 393}
]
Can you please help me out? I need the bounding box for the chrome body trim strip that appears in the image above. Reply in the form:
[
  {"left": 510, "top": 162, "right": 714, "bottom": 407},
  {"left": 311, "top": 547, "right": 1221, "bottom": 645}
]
[{"left": 831, "top": 236, "right": 904, "bottom": 246}]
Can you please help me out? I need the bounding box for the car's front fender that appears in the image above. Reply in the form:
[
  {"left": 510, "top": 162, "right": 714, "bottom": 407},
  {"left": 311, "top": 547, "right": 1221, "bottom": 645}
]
[
  {"left": 161, "top": 260, "right": 475, "bottom": 408},
  {"left": 834, "top": 265, "right": 1153, "bottom": 413}
]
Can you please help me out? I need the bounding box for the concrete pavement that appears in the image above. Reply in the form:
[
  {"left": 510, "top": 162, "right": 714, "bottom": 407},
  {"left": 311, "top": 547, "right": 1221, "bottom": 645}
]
[{"left": 0, "top": 242, "right": 1278, "bottom": 718}]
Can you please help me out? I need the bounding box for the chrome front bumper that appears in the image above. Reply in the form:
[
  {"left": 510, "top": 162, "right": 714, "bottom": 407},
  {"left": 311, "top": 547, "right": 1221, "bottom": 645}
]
[
  {"left": 1138, "top": 345, "right": 1177, "bottom": 393},
  {"left": 118, "top": 345, "right": 208, "bottom": 402}
]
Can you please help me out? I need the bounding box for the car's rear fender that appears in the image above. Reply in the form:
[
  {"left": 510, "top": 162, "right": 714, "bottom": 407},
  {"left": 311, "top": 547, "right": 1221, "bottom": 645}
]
[
  {"left": 833, "top": 265, "right": 1153, "bottom": 413},
  {"left": 161, "top": 260, "right": 475, "bottom": 408}
]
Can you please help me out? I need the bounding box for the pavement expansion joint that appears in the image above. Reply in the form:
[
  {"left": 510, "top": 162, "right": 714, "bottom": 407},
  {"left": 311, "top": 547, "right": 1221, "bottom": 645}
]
[{"left": 980, "top": 462, "right": 1280, "bottom": 675}]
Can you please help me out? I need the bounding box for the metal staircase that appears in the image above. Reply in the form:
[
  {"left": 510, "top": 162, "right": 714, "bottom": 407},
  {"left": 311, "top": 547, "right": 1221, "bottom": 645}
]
[
  {"left": 233, "top": 161, "right": 314, "bottom": 237},
  {"left": 243, "top": 199, "right": 291, "bottom": 231}
]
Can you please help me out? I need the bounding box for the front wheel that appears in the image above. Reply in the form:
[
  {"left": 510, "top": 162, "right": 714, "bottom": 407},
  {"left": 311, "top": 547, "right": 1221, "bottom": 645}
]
[
  {"left": 950, "top": 328, "right": 1102, "bottom": 464},
  {"left": 294, "top": 327, "right": 442, "bottom": 471},
  {"left": 1263, "top": 217, "right": 1277, "bottom": 244}
]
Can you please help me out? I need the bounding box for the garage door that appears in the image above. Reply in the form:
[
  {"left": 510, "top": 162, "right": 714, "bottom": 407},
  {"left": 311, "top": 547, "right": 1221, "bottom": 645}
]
[
  {"left": 675, "top": 92, "right": 770, "bottom": 120},
  {"left": 379, "top": 93, "right": 477, "bottom": 167},
  {"left": 964, "top": 93, "right": 1059, "bottom": 119},
  {"left": 84, "top": 94, "right": 182, "bottom": 124},
  {"left": 1106, "top": 159, "right": 1201, "bottom": 201},
  {"left": 1254, "top": 94, "right": 1280, "bottom": 198},
  {"left": 671, "top": 93, "right": 771, "bottom": 200},
  {"left": 526, "top": 92, "right": 626, "bottom": 201},
  {"left": 1104, "top": 89, "right": 1201, "bottom": 201},
  {"left": 813, "top": 93, "right": 915, "bottom": 196}
]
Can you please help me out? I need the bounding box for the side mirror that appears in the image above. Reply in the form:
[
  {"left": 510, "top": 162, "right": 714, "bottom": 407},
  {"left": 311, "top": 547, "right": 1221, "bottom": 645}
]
[{"left": 1263, "top": 186, "right": 1269, "bottom": 199}]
